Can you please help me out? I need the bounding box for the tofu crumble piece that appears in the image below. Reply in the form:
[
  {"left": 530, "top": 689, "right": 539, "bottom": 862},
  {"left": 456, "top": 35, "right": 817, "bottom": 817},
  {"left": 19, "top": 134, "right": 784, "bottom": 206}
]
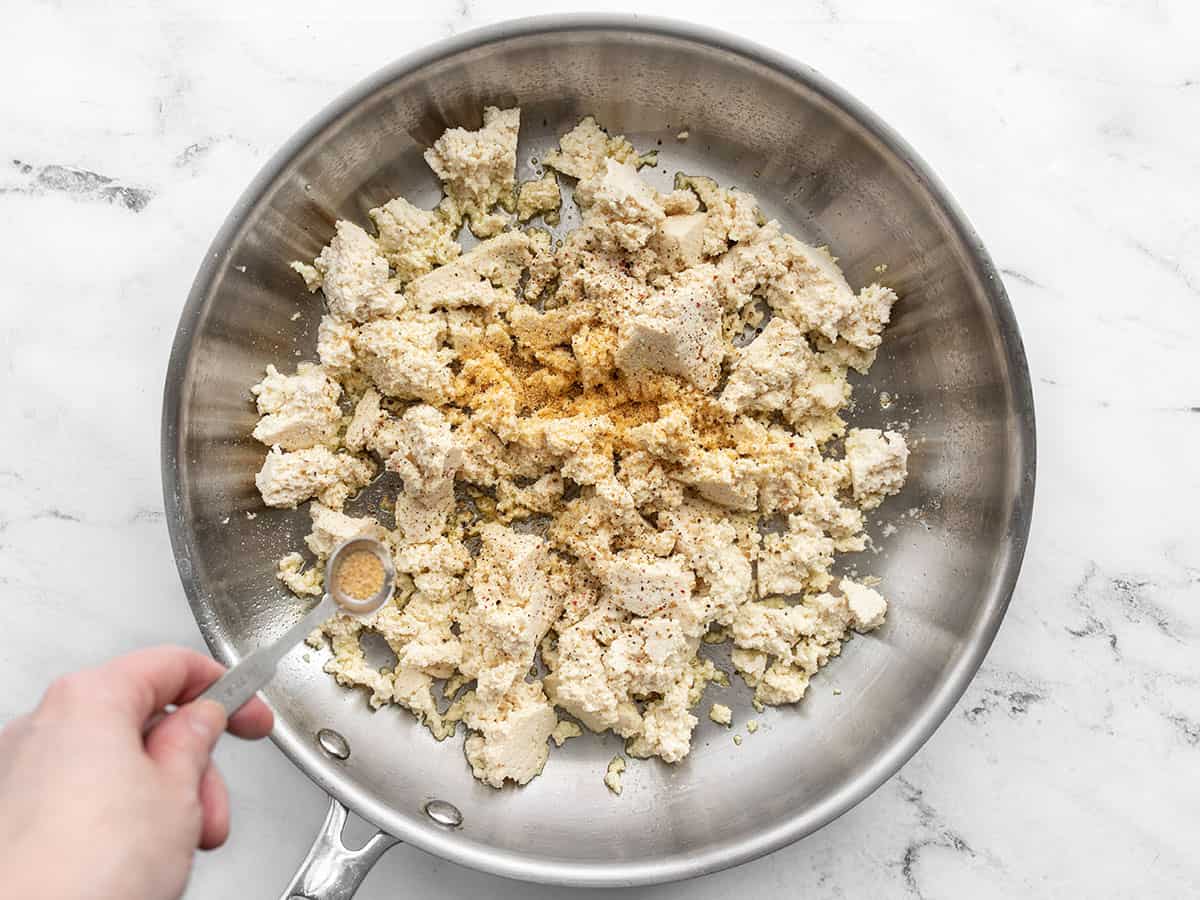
[
  {"left": 276, "top": 552, "right": 322, "bottom": 596},
  {"left": 291, "top": 220, "right": 403, "bottom": 323},
  {"left": 251, "top": 363, "right": 342, "bottom": 451},
  {"left": 305, "top": 502, "right": 387, "bottom": 559},
  {"left": 463, "top": 681, "right": 557, "bottom": 788},
  {"left": 604, "top": 756, "right": 627, "bottom": 795},
  {"left": 255, "top": 107, "right": 910, "bottom": 791},
  {"left": 542, "top": 115, "right": 641, "bottom": 206},
  {"left": 615, "top": 264, "right": 724, "bottom": 391},
  {"left": 368, "top": 196, "right": 461, "bottom": 283},
  {"left": 516, "top": 172, "right": 562, "bottom": 224},
  {"left": 551, "top": 719, "right": 583, "bottom": 746},
  {"left": 844, "top": 428, "right": 909, "bottom": 509},
  {"left": 842, "top": 578, "right": 889, "bottom": 632},
  {"left": 424, "top": 106, "right": 520, "bottom": 238},
  {"left": 255, "top": 446, "right": 374, "bottom": 510}
]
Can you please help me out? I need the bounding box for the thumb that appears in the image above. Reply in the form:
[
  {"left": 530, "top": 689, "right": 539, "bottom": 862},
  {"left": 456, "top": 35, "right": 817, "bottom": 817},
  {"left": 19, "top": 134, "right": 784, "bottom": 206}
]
[{"left": 145, "top": 699, "right": 228, "bottom": 791}]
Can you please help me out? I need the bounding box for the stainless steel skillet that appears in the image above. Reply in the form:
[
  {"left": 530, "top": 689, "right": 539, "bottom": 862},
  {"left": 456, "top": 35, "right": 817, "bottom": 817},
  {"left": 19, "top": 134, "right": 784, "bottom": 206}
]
[{"left": 161, "top": 15, "right": 1035, "bottom": 896}]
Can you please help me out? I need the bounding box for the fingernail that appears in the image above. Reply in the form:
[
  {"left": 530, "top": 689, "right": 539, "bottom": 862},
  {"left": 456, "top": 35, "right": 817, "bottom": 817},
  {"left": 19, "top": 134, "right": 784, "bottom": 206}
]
[{"left": 189, "top": 699, "right": 228, "bottom": 740}]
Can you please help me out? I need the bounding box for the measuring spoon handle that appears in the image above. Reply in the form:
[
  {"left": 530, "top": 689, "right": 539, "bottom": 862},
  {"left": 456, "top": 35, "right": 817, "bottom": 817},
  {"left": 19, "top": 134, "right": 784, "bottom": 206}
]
[{"left": 199, "top": 593, "right": 337, "bottom": 715}]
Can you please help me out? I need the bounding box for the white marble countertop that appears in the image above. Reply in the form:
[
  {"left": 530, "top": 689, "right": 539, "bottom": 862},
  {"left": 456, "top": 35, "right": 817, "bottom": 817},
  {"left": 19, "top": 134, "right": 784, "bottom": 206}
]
[{"left": 2, "top": 1, "right": 1197, "bottom": 897}]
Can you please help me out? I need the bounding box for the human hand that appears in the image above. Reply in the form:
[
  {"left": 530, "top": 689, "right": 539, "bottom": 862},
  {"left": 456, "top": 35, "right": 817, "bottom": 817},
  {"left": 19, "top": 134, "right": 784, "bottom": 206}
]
[{"left": 0, "top": 646, "right": 274, "bottom": 900}]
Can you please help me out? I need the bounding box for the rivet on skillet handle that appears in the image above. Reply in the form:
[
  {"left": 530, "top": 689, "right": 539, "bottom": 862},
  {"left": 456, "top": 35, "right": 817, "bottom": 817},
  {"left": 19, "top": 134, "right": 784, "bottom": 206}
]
[{"left": 279, "top": 798, "right": 398, "bottom": 900}]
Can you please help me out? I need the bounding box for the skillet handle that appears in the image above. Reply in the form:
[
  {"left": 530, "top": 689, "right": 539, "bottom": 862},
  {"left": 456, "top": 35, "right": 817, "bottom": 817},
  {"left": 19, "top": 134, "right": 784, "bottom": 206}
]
[{"left": 279, "top": 797, "right": 399, "bottom": 900}]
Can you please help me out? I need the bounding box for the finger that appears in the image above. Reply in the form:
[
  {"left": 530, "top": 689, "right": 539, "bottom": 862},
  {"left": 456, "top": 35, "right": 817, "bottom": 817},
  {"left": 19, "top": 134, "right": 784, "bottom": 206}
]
[
  {"left": 0, "top": 714, "right": 33, "bottom": 772},
  {"left": 116, "top": 647, "right": 273, "bottom": 739},
  {"left": 0, "top": 712, "right": 31, "bottom": 741},
  {"left": 101, "top": 646, "right": 228, "bottom": 727},
  {"left": 197, "top": 763, "right": 231, "bottom": 850},
  {"left": 227, "top": 696, "right": 275, "bottom": 741},
  {"left": 144, "top": 698, "right": 227, "bottom": 792}
]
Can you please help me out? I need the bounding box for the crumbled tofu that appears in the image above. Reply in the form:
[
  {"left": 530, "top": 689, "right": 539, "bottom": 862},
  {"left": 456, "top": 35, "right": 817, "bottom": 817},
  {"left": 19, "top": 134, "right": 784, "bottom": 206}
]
[
  {"left": 276, "top": 552, "right": 323, "bottom": 596},
  {"left": 305, "top": 502, "right": 387, "bottom": 559},
  {"left": 676, "top": 449, "right": 757, "bottom": 511},
  {"left": 496, "top": 472, "right": 564, "bottom": 521},
  {"left": 291, "top": 260, "right": 321, "bottom": 291},
  {"left": 660, "top": 189, "right": 701, "bottom": 216},
  {"left": 516, "top": 172, "right": 562, "bottom": 223},
  {"left": 719, "top": 318, "right": 813, "bottom": 419},
  {"left": 317, "top": 613, "right": 399, "bottom": 709},
  {"left": 299, "top": 220, "right": 404, "bottom": 323},
  {"left": 424, "top": 106, "right": 519, "bottom": 238},
  {"left": 343, "top": 388, "right": 383, "bottom": 453},
  {"left": 550, "top": 719, "right": 583, "bottom": 747},
  {"left": 721, "top": 227, "right": 899, "bottom": 351},
  {"left": 663, "top": 502, "right": 753, "bottom": 625},
  {"left": 386, "top": 404, "right": 462, "bottom": 543},
  {"left": 841, "top": 283, "right": 899, "bottom": 351},
  {"left": 368, "top": 195, "right": 460, "bottom": 283},
  {"left": 523, "top": 228, "right": 558, "bottom": 301},
  {"left": 604, "top": 755, "right": 626, "bottom": 795},
  {"left": 589, "top": 160, "right": 666, "bottom": 252},
  {"left": 353, "top": 313, "right": 454, "bottom": 403},
  {"left": 463, "top": 681, "right": 557, "bottom": 787},
  {"left": 460, "top": 525, "right": 562, "bottom": 703},
  {"left": 316, "top": 315, "right": 356, "bottom": 377},
  {"left": 709, "top": 703, "right": 732, "bottom": 726},
  {"left": 543, "top": 116, "right": 640, "bottom": 206},
  {"left": 251, "top": 363, "right": 342, "bottom": 451},
  {"left": 600, "top": 549, "right": 695, "bottom": 616},
  {"left": 731, "top": 592, "right": 855, "bottom": 704},
  {"left": 615, "top": 265, "right": 724, "bottom": 391},
  {"left": 732, "top": 647, "right": 768, "bottom": 685},
  {"left": 252, "top": 107, "right": 910, "bottom": 791},
  {"left": 405, "top": 231, "right": 532, "bottom": 313},
  {"left": 757, "top": 515, "right": 836, "bottom": 596},
  {"left": 844, "top": 428, "right": 909, "bottom": 509},
  {"left": 654, "top": 212, "right": 707, "bottom": 272},
  {"left": 842, "top": 578, "right": 888, "bottom": 631},
  {"left": 625, "top": 680, "right": 698, "bottom": 763},
  {"left": 675, "top": 174, "right": 760, "bottom": 255},
  {"left": 544, "top": 117, "right": 640, "bottom": 180},
  {"left": 607, "top": 618, "right": 695, "bottom": 697},
  {"left": 763, "top": 237, "right": 857, "bottom": 339},
  {"left": 384, "top": 405, "right": 461, "bottom": 498},
  {"left": 626, "top": 417, "right": 761, "bottom": 515},
  {"left": 544, "top": 607, "right": 643, "bottom": 736},
  {"left": 255, "top": 446, "right": 374, "bottom": 509}
]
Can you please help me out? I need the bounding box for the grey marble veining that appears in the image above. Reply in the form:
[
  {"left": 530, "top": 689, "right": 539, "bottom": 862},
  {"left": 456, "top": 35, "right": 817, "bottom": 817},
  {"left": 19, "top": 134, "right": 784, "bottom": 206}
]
[{"left": 1, "top": 1, "right": 1197, "bottom": 897}]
